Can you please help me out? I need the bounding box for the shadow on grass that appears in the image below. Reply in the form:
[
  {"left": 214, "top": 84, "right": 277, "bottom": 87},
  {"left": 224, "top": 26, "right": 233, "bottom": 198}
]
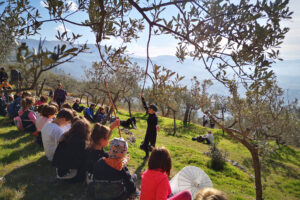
[
  {"left": 0, "top": 129, "right": 24, "bottom": 141},
  {"left": 134, "top": 159, "right": 147, "bottom": 186},
  {"left": 2, "top": 157, "right": 87, "bottom": 200},
  {"left": 1, "top": 134, "right": 33, "bottom": 149},
  {"left": 0, "top": 142, "right": 43, "bottom": 165}
]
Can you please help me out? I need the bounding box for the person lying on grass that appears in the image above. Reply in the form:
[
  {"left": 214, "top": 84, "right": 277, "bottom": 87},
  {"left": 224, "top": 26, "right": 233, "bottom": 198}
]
[
  {"left": 192, "top": 131, "right": 214, "bottom": 145},
  {"left": 85, "top": 119, "right": 120, "bottom": 184},
  {"left": 41, "top": 108, "right": 74, "bottom": 161}
]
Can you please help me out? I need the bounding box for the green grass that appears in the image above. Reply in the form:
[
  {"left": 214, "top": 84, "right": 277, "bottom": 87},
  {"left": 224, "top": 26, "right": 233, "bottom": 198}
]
[{"left": 0, "top": 110, "right": 299, "bottom": 200}]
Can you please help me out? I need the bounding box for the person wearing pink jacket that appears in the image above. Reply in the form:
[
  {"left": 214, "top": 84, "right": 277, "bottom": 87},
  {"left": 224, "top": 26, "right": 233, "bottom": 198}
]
[{"left": 140, "top": 147, "right": 192, "bottom": 200}]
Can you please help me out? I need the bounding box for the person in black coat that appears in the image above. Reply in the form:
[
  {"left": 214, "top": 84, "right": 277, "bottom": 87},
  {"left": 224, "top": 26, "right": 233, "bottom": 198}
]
[
  {"left": 72, "top": 99, "right": 85, "bottom": 113},
  {"left": 140, "top": 93, "right": 160, "bottom": 159},
  {"left": 89, "top": 138, "right": 137, "bottom": 200},
  {"left": 52, "top": 118, "right": 91, "bottom": 183},
  {"left": 0, "top": 68, "right": 8, "bottom": 83}
]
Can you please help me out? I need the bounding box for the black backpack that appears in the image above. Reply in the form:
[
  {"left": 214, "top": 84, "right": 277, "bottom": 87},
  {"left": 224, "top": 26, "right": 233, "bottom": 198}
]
[{"left": 88, "top": 179, "right": 127, "bottom": 200}]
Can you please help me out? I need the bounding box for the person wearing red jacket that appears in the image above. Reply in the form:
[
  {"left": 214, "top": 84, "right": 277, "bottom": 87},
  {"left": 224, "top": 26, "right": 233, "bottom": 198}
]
[{"left": 140, "top": 147, "right": 192, "bottom": 200}]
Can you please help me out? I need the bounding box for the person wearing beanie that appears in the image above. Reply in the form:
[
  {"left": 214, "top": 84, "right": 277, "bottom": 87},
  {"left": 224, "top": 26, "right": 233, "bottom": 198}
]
[
  {"left": 88, "top": 138, "right": 137, "bottom": 200},
  {"left": 140, "top": 93, "right": 160, "bottom": 159}
]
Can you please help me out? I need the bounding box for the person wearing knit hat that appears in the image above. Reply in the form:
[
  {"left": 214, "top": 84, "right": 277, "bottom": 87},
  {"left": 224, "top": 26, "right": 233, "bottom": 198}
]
[
  {"left": 89, "top": 137, "right": 137, "bottom": 199},
  {"left": 108, "top": 137, "right": 128, "bottom": 159}
]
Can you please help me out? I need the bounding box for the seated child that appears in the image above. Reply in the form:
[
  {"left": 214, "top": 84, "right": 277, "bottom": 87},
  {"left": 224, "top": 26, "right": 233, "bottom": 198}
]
[
  {"left": 36, "top": 95, "right": 48, "bottom": 106},
  {"left": 8, "top": 91, "right": 31, "bottom": 120},
  {"left": 61, "top": 103, "right": 72, "bottom": 110},
  {"left": 60, "top": 104, "right": 75, "bottom": 133},
  {"left": 41, "top": 108, "right": 74, "bottom": 161},
  {"left": 140, "top": 147, "right": 192, "bottom": 200},
  {"left": 72, "top": 99, "right": 85, "bottom": 113},
  {"left": 88, "top": 138, "right": 137, "bottom": 200},
  {"left": 85, "top": 119, "right": 120, "bottom": 184},
  {"left": 18, "top": 97, "right": 37, "bottom": 132},
  {"left": 35, "top": 105, "right": 57, "bottom": 146},
  {"left": 194, "top": 188, "right": 227, "bottom": 200},
  {"left": 52, "top": 118, "right": 91, "bottom": 182}
]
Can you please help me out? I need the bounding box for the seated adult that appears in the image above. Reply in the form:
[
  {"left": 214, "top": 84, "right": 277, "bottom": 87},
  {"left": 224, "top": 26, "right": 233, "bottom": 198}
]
[
  {"left": 72, "top": 99, "right": 85, "bottom": 113},
  {"left": 94, "top": 106, "right": 106, "bottom": 123},
  {"left": 84, "top": 104, "right": 95, "bottom": 122},
  {"left": 192, "top": 131, "right": 214, "bottom": 144}
]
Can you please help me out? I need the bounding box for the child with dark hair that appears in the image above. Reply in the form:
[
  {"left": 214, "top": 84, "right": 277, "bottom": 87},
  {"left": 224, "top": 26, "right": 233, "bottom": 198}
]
[
  {"left": 140, "top": 93, "right": 160, "bottom": 159},
  {"left": 18, "top": 97, "right": 37, "bottom": 132},
  {"left": 89, "top": 138, "right": 137, "bottom": 200},
  {"left": 36, "top": 95, "right": 48, "bottom": 106},
  {"left": 140, "top": 147, "right": 192, "bottom": 200},
  {"left": 52, "top": 118, "right": 91, "bottom": 182},
  {"left": 41, "top": 108, "right": 74, "bottom": 161},
  {"left": 85, "top": 120, "right": 120, "bottom": 184},
  {"left": 35, "top": 105, "right": 57, "bottom": 146},
  {"left": 62, "top": 103, "right": 72, "bottom": 110}
]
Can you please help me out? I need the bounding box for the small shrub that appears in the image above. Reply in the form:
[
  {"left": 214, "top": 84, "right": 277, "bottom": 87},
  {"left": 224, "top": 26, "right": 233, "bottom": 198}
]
[{"left": 207, "top": 144, "right": 228, "bottom": 171}]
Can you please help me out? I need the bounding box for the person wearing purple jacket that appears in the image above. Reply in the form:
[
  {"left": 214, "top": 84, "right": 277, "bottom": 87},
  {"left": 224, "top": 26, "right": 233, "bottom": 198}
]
[{"left": 53, "top": 83, "right": 67, "bottom": 110}]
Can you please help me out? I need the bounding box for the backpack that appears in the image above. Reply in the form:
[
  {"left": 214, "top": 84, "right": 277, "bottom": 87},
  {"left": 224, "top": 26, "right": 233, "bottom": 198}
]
[
  {"left": 14, "top": 110, "right": 35, "bottom": 131},
  {"left": 14, "top": 116, "right": 24, "bottom": 131},
  {"left": 88, "top": 179, "right": 127, "bottom": 200}
]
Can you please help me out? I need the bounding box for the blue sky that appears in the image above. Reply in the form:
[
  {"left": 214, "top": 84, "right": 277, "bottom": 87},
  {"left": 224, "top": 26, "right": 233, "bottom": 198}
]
[{"left": 29, "top": 0, "right": 300, "bottom": 60}]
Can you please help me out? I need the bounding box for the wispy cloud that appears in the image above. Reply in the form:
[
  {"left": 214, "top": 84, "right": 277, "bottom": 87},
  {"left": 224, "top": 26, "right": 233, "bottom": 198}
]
[
  {"left": 66, "top": 1, "right": 78, "bottom": 11},
  {"left": 56, "top": 24, "right": 70, "bottom": 33}
]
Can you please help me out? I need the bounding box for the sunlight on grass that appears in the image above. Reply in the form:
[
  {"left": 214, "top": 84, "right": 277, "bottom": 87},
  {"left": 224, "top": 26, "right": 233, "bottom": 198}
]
[{"left": 0, "top": 112, "right": 300, "bottom": 200}]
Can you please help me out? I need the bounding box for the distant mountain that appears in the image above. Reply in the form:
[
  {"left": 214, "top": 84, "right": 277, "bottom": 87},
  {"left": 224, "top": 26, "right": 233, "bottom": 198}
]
[{"left": 23, "top": 39, "right": 300, "bottom": 100}]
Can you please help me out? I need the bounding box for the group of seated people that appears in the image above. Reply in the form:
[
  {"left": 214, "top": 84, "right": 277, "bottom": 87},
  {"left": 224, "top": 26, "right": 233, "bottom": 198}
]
[{"left": 1, "top": 89, "right": 227, "bottom": 200}]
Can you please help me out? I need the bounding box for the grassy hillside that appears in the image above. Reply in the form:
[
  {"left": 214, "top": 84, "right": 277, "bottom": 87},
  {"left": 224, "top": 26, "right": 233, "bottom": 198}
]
[{"left": 0, "top": 111, "right": 299, "bottom": 200}]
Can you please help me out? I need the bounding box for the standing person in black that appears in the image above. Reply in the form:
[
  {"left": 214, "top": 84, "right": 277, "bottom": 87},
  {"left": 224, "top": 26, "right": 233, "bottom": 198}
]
[
  {"left": 53, "top": 83, "right": 67, "bottom": 110},
  {"left": 0, "top": 68, "right": 8, "bottom": 83},
  {"left": 140, "top": 93, "right": 160, "bottom": 159}
]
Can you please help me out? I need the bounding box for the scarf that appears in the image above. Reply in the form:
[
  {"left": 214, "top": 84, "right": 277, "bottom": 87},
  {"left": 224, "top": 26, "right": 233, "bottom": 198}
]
[{"left": 104, "top": 158, "right": 123, "bottom": 171}]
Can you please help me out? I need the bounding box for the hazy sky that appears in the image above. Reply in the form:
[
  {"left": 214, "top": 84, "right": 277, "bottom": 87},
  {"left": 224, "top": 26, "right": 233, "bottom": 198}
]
[{"left": 31, "top": 0, "right": 300, "bottom": 60}]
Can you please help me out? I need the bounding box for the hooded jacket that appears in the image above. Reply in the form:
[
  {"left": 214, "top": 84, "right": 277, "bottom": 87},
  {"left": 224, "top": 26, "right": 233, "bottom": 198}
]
[{"left": 140, "top": 169, "right": 171, "bottom": 200}]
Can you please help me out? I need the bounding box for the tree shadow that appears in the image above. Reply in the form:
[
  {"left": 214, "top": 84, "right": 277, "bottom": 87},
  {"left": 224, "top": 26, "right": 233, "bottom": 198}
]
[
  {"left": 2, "top": 157, "right": 87, "bottom": 200},
  {"left": 0, "top": 142, "right": 43, "bottom": 165},
  {"left": 0, "top": 129, "right": 24, "bottom": 140},
  {"left": 1, "top": 134, "right": 33, "bottom": 149}
]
